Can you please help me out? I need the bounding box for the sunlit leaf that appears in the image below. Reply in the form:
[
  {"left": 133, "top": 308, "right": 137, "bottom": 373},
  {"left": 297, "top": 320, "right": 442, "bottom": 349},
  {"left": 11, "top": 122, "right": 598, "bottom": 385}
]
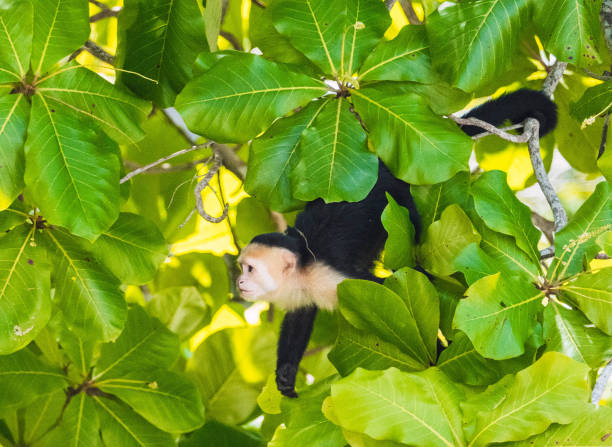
[
  {"left": 0, "top": 91, "right": 28, "bottom": 210},
  {"left": 175, "top": 54, "right": 327, "bottom": 143},
  {"left": 352, "top": 85, "right": 472, "bottom": 185},
  {"left": 21, "top": 389, "right": 65, "bottom": 445},
  {"left": 292, "top": 97, "right": 378, "bottom": 202},
  {"left": 381, "top": 195, "right": 416, "bottom": 269},
  {"left": 181, "top": 420, "right": 264, "bottom": 447},
  {"left": 39, "top": 393, "right": 99, "bottom": 447},
  {"left": 0, "top": 225, "right": 51, "bottom": 354},
  {"left": 0, "top": 0, "right": 32, "bottom": 82},
  {"left": 571, "top": 80, "right": 612, "bottom": 125}
]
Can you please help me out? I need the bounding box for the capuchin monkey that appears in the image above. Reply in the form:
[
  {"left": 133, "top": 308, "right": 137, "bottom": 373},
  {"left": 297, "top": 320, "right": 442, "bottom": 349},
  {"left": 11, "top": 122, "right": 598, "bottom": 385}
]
[{"left": 237, "top": 89, "right": 557, "bottom": 397}]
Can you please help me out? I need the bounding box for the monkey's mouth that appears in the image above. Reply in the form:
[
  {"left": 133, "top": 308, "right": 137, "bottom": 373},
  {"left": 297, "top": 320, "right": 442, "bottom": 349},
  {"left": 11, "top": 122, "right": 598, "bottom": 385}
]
[{"left": 238, "top": 287, "right": 255, "bottom": 298}]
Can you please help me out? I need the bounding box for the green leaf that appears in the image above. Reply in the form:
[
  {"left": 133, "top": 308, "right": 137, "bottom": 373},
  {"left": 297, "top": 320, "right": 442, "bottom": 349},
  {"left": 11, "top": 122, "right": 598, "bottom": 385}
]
[
  {"left": 535, "top": 0, "right": 602, "bottom": 68},
  {"left": 0, "top": 225, "right": 51, "bottom": 354},
  {"left": 93, "top": 306, "right": 180, "bottom": 381},
  {"left": 464, "top": 352, "right": 590, "bottom": 447},
  {"left": 39, "top": 393, "right": 99, "bottom": 447},
  {"left": 338, "top": 280, "right": 431, "bottom": 366},
  {"left": 181, "top": 420, "right": 264, "bottom": 447},
  {"left": 0, "top": 91, "right": 28, "bottom": 210},
  {"left": 204, "top": 0, "right": 222, "bottom": 51},
  {"left": 31, "top": 0, "right": 89, "bottom": 76},
  {"left": 270, "top": 379, "right": 344, "bottom": 447},
  {"left": 454, "top": 273, "right": 543, "bottom": 359},
  {"left": 0, "top": 207, "right": 27, "bottom": 232},
  {"left": 427, "top": 0, "right": 530, "bottom": 92},
  {"left": 411, "top": 171, "right": 471, "bottom": 234},
  {"left": 381, "top": 195, "right": 416, "bottom": 269},
  {"left": 99, "top": 370, "right": 205, "bottom": 433},
  {"left": 544, "top": 300, "right": 612, "bottom": 369},
  {"left": 25, "top": 96, "right": 120, "bottom": 240},
  {"left": 500, "top": 405, "right": 612, "bottom": 446},
  {"left": 384, "top": 268, "right": 439, "bottom": 363},
  {"left": 571, "top": 80, "right": 612, "bottom": 125},
  {"left": 270, "top": 0, "right": 347, "bottom": 76},
  {"left": 175, "top": 54, "right": 326, "bottom": 143},
  {"left": 95, "top": 397, "right": 174, "bottom": 447},
  {"left": 235, "top": 197, "right": 278, "bottom": 246},
  {"left": 118, "top": 0, "right": 207, "bottom": 107},
  {"left": 244, "top": 92, "right": 324, "bottom": 212},
  {"left": 418, "top": 204, "right": 481, "bottom": 277},
  {"left": 437, "top": 331, "right": 535, "bottom": 386},
  {"left": 330, "top": 367, "right": 465, "bottom": 447},
  {"left": 57, "top": 323, "right": 96, "bottom": 377},
  {"left": 147, "top": 286, "right": 210, "bottom": 341},
  {"left": 472, "top": 170, "right": 541, "bottom": 263},
  {"left": 561, "top": 267, "right": 612, "bottom": 335},
  {"left": 352, "top": 85, "right": 472, "bottom": 184},
  {"left": 89, "top": 213, "right": 168, "bottom": 285},
  {"left": 550, "top": 181, "right": 612, "bottom": 280},
  {"left": 44, "top": 230, "right": 126, "bottom": 342},
  {"left": 328, "top": 317, "right": 425, "bottom": 376},
  {"left": 22, "top": 389, "right": 65, "bottom": 445},
  {"left": 292, "top": 97, "right": 378, "bottom": 202},
  {"left": 0, "top": 348, "right": 67, "bottom": 412},
  {"left": 0, "top": 0, "right": 32, "bottom": 83},
  {"left": 358, "top": 25, "right": 435, "bottom": 84},
  {"left": 37, "top": 64, "right": 149, "bottom": 146}
]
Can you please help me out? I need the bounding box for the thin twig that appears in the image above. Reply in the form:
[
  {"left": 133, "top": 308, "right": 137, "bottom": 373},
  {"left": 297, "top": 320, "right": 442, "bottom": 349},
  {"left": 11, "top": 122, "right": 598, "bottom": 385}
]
[
  {"left": 472, "top": 123, "right": 524, "bottom": 139},
  {"left": 90, "top": 7, "right": 121, "bottom": 22},
  {"left": 542, "top": 61, "right": 568, "bottom": 97},
  {"left": 600, "top": 112, "right": 610, "bottom": 159},
  {"left": 120, "top": 142, "right": 212, "bottom": 184},
  {"left": 123, "top": 157, "right": 211, "bottom": 175},
  {"left": 398, "top": 0, "right": 422, "bottom": 25},
  {"left": 540, "top": 247, "right": 555, "bottom": 259},
  {"left": 84, "top": 40, "right": 115, "bottom": 65},
  {"left": 584, "top": 68, "right": 612, "bottom": 81},
  {"left": 531, "top": 212, "right": 555, "bottom": 244},
  {"left": 385, "top": 0, "right": 396, "bottom": 10},
  {"left": 220, "top": 31, "right": 243, "bottom": 51},
  {"left": 449, "top": 115, "right": 531, "bottom": 143},
  {"left": 193, "top": 152, "right": 229, "bottom": 223},
  {"left": 592, "top": 359, "right": 612, "bottom": 406},
  {"left": 89, "top": 0, "right": 109, "bottom": 10}
]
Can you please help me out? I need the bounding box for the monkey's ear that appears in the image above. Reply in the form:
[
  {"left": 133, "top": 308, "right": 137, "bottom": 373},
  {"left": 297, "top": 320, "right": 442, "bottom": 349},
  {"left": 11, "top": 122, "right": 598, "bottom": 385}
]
[{"left": 282, "top": 252, "right": 297, "bottom": 273}]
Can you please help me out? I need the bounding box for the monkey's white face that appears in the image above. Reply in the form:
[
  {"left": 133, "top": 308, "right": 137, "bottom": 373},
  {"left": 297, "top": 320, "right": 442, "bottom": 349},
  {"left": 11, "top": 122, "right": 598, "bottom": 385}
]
[{"left": 236, "top": 244, "right": 297, "bottom": 302}]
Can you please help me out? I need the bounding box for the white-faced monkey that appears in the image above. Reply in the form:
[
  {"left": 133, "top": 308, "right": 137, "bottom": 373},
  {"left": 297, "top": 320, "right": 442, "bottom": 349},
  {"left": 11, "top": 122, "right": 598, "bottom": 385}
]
[{"left": 237, "top": 89, "right": 557, "bottom": 397}]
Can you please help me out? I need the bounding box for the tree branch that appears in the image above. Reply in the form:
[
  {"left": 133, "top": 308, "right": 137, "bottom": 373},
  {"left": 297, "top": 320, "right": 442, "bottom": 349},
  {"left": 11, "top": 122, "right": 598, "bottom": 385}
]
[
  {"left": 90, "top": 6, "right": 121, "bottom": 23},
  {"left": 193, "top": 152, "right": 229, "bottom": 223},
  {"left": 449, "top": 115, "right": 531, "bottom": 143},
  {"left": 398, "top": 0, "right": 422, "bottom": 25},
  {"left": 83, "top": 40, "right": 115, "bottom": 65}
]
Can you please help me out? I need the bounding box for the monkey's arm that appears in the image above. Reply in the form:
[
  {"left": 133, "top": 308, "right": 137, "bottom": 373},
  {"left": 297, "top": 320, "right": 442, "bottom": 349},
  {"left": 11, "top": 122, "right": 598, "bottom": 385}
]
[{"left": 276, "top": 306, "right": 318, "bottom": 398}]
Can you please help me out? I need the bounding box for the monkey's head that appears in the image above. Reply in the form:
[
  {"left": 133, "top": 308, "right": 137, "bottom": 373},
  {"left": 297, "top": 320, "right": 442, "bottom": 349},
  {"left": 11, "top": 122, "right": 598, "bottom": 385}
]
[{"left": 236, "top": 233, "right": 301, "bottom": 302}]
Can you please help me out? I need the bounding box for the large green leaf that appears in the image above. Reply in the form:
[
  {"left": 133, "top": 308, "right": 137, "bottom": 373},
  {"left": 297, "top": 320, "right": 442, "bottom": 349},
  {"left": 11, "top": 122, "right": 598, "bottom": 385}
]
[
  {"left": 381, "top": 195, "right": 416, "bottom": 270},
  {"left": 0, "top": 206, "right": 27, "bottom": 232},
  {"left": 21, "top": 389, "right": 65, "bottom": 445},
  {"left": 95, "top": 397, "right": 174, "bottom": 447},
  {"left": 0, "top": 348, "right": 67, "bottom": 412},
  {"left": 291, "top": 97, "right": 378, "bottom": 202},
  {"left": 358, "top": 25, "right": 435, "bottom": 84},
  {"left": 25, "top": 96, "right": 120, "bottom": 240},
  {"left": 328, "top": 318, "right": 425, "bottom": 376},
  {"left": 412, "top": 171, "right": 471, "bottom": 234},
  {"left": 418, "top": 204, "right": 481, "bottom": 277},
  {"left": 0, "top": 91, "right": 28, "bottom": 210},
  {"left": 0, "top": 226, "right": 51, "bottom": 354},
  {"left": 427, "top": 0, "right": 530, "bottom": 92},
  {"left": 175, "top": 54, "right": 326, "bottom": 143},
  {"left": 37, "top": 64, "right": 149, "bottom": 146},
  {"left": 338, "top": 280, "right": 431, "bottom": 366},
  {"left": 352, "top": 85, "right": 472, "bottom": 185},
  {"left": 269, "top": 380, "right": 344, "bottom": 447},
  {"left": 181, "top": 421, "right": 263, "bottom": 447},
  {"left": 329, "top": 367, "right": 465, "bottom": 447},
  {"left": 39, "top": 393, "right": 99, "bottom": 447},
  {"left": 535, "top": 0, "right": 602, "bottom": 68},
  {"left": 99, "top": 370, "right": 205, "bottom": 433},
  {"left": 118, "top": 0, "right": 207, "bottom": 107},
  {"left": 0, "top": 0, "right": 32, "bottom": 83},
  {"left": 89, "top": 213, "right": 168, "bottom": 285},
  {"left": 571, "top": 80, "right": 612, "bottom": 125},
  {"left": 500, "top": 405, "right": 612, "bottom": 446},
  {"left": 93, "top": 306, "right": 180, "bottom": 381},
  {"left": 543, "top": 300, "right": 612, "bottom": 369},
  {"left": 270, "top": 0, "right": 347, "bottom": 76},
  {"left": 244, "top": 101, "right": 326, "bottom": 212},
  {"left": 31, "top": 0, "right": 89, "bottom": 76},
  {"left": 561, "top": 267, "right": 612, "bottom": 335},
  {"left": 464, "top": 352, "right": 590, "bottom": 447},
  {"left": 384, "top": 268, "right": 439, "bottom": 363},
  {"left": 454, "top": 273, "right": 543, "bottom": 359},
  {"left": 44, "top": 230, "right": 126, "bottom": 343},
  {"left": 472, "top": 170, "right": 541, "bottom": 263},
  {"left": 549, "top": 181, "right": 612, "bottom": 280}
]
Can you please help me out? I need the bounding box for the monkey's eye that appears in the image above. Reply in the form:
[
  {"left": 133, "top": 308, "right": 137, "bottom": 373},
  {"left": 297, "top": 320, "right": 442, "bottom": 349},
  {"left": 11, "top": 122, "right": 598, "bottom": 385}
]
[{"left": 247, "top": 264, "right": 254, "bottom": 273}]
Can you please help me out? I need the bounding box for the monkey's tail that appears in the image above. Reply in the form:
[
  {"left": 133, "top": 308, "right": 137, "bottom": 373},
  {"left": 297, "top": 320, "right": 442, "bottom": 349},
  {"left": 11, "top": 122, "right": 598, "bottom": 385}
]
[{"left": 459, "top": 89, "right": 558, "bottom": 137}]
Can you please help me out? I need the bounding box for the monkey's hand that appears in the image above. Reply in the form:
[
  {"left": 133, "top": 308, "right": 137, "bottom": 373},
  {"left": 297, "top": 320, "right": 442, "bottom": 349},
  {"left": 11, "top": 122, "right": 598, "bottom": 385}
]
[{"left": 276, "top": 363, "right": 298, "bottom": 398}]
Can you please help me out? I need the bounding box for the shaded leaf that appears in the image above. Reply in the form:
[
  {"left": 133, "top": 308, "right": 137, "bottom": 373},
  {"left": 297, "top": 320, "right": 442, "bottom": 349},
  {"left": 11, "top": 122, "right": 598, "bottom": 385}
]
[
  {"left": 44, "top": 230, "right": 126, "bottom": 343},
  {"left": 571, "top": 80, "right": 612, "bottom": 125},
  {"left": 454, "top": 273, "right": 543, "bottom": 359},
  {"left": 181, "top": 420, "right": 264, "bottom": 447},
  {"left": 235, "top": 197, "right": 278, "bottom": 247},
  {"left": 0, "top": 91, "right": 28, "bottom": 210},
  {"left": 0, "top": 0, "right": 32, "bottom": 82},
  {"left": 175, "top": 54, "right": 326, "bottom": 143},
  {"left": 291, "top": 96, "right": 378, "bottom": 202},
  {"left": 381, "top": 194, "right": 416, "bottom": 269},
  {"left": 352, "top": 85, "right": 472, "bottom": 185},
  {"left": 22, "top": 389, "right": 65, "bottom": 445},
  {"left": 39, "top": 393, "right": 99, "bottom": 447},
  {"left": 0, "top": 225, "right": 51, "bottom": 354}
]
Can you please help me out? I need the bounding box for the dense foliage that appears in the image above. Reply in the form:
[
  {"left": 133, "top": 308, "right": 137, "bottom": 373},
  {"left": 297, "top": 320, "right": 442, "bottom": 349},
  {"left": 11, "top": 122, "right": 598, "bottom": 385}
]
[{"left": 0, "top": 0, "right": 611, "bottom": 445}]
